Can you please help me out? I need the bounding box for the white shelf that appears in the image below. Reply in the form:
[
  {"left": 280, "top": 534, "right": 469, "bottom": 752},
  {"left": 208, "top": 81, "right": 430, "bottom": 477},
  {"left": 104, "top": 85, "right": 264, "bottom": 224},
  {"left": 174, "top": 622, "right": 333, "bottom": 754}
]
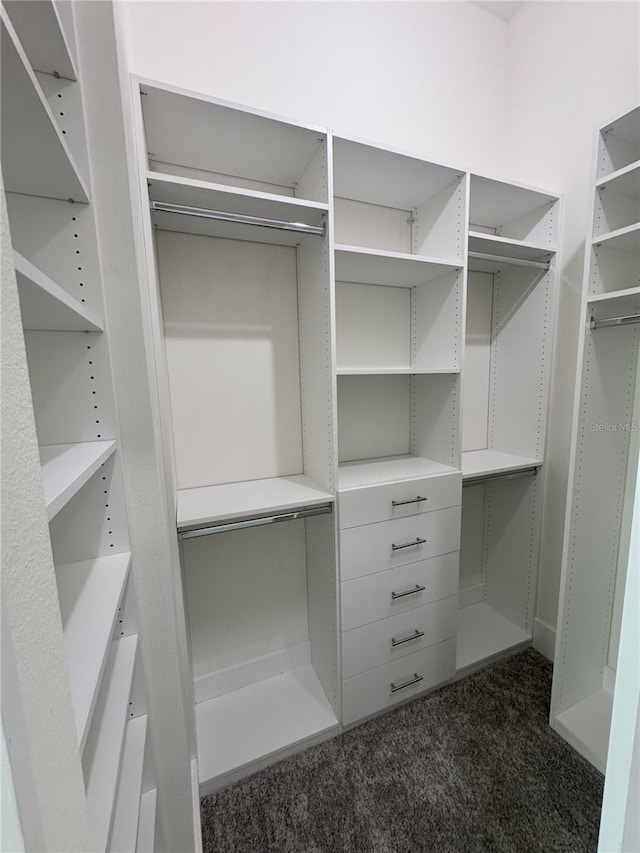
[
  {"left": 57, "top": 553, "right": 131, "bottom": 750},
  {"left": 148, "top": 171, "right": 327, "bottom": 222},
  {"left": 109, "top": 714, "right": 148, "bottom": 853},
  {"left": 593, "top": 222, "right": 640, "bottom": 254},
  {"left": 595, "top": 159, "right": 640, "bottom": 198},
  {"left": 456, "top": 602, "right": 531, "bottom": 675},
  {"left": 338, "top": 455, "right": 458, "bottom": 490},
  {"left": 14, "top": 251, "right": 103, "bottom": 332},
  {"left": 553, "top": 689, "right": 613, "bottom": 774},
  {"left": 337, "top": 367, "right": 459, "bottom": 376},
  {"left": 3, "top": 0, "right": 77, "bottom": 79},
  {"left": 177, "top": 474, "right": 334, "bottom": 529},
  {"left": 195, "top": 664, "right": 338, "bottom": 787},
  {"left": 462, "top": 449, "right": 542, "bottom": 481},
  {"left": 0, "top": 10, "right": 89, "bottom": 202},
  {"left": 588, "top": 287, "right": 640, "bottom": 317},
  {"left": 468, "top": 230, "right": 555, "bottom": 265},
  {"left": 84, "top": 635, "right": 138, "bottom": 853},
  {"left": 40, "top": 441, "right": 117, "bottom": 520},
  {"left": 136, "top": 789, "right": 157, "bottom": 853},
  {"left": 334, "top": 244, "right": 461, "bottom": 286}
]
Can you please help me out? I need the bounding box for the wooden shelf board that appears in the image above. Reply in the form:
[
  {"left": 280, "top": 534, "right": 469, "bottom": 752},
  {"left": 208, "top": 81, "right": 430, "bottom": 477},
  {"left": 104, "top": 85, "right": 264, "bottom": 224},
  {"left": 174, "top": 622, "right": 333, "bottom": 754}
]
[
  {"left": 593, "top": 222, "right": 640, "bottom": 254},
  {"left": 334, "top": 244, "right": 461, "bottom": 287},
  {"left": 456, "top": 602, "right": 531, "bottom": 676},
  {"left": 108, "top": 714, "right": 148, "bottom": 853},
  {"left": 462, "top": 449, "right": 542, "bottom": 481},
  {"left": 148, "top": 171, "right": 328, "bottom": 227},
  {"left": 177, "top": 474, "right": 334, "bottom": 529},
  {"left": 0, "top": 10, "right": 88, "bottom": 202},
  {"left": 84, "top": 635, "right": 138, "bottom": 853},
  {"left": 338, "top": 455, "right": 459, "bottom": 490},
  {"left": 553, "top": 689, "right": 613, "bottom": 774},
  {"left": 57, "top": 553, "right": 131, "bottom": 750},
  {"left": 468, "top": 231, "right": 555, "bottom": 262},
  {"left": 3, "top": 0, "right": 77, "bottom": 79},
  {"left": 14, "top": 251, "right": 103, "bottom": 332},
  {"left": 337, "top": 367, "right": 459, "bottom": 375},
  {"left": 195, "top": 664, "right": 338, "bottom": 787},
  {"left": 40, "top": 440, "right": 117, "bottom": 520},
  {"left": 136, "top": 789, "right": 157, "bottom": 853},
  {"left": 595, "top": 159, "right": 640, "bottom": 198}
]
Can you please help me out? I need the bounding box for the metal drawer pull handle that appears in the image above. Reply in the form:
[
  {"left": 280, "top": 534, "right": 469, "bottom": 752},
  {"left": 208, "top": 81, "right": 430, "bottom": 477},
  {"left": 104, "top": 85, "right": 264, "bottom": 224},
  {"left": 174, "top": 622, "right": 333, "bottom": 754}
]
[
  {"left": 392, "top": 537, "right": 426, "bottom": 551},
  {"left": 391, "top": 584, "right": 426, "bottom": 600},
  {"left": 391, "top": 629, "right": 425, "bottom": 647},
  {"left": 390, "top": 673, "right": 424, "bottom": 693},
  {"left": 392, "top": 496, "right": 427, "bottom": 507}
]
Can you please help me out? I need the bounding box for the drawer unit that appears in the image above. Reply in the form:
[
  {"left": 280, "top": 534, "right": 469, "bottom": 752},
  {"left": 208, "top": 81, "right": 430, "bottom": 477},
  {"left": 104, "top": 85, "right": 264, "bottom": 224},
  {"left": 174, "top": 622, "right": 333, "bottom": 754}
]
[
  {"left": 342, "top": 638, "right": 456, "bottom": 725},
  {"left": 342, "top": 595, "right": 458, "bottom": 678},
  {"left": 341, "top": 551, "right": 459, "bottom": 630},
  {"left": 339, "top": 472, "right": 461, "bottom": 529},
  {"left": 340, "top": 505, "right": 461, "bottom": 581}
]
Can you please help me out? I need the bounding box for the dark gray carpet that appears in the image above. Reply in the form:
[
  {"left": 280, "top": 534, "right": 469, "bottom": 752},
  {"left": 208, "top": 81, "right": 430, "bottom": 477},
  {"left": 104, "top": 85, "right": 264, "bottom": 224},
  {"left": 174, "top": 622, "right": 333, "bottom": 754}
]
[{"left": 200, "top": 650, "right": 603, "bottom": 852}]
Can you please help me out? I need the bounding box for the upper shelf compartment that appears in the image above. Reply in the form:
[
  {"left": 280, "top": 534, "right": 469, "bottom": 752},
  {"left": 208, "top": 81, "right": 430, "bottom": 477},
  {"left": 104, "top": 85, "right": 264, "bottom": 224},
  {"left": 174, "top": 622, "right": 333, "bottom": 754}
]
[
  {"left": 0, "top": 11, "right": 89, "bottom": 202},
  {"left": 593, "top": 161, "right": 640, "bottom": 240},
  {"left": 332, "top": 136, "right": 466, "bottom": 261},
  {"left": 138, "top": 79, "right": 328, "bottom": 204},
  {"left": 469, "top": 174, "right": 559, "bottom": 250},
  {"left": 597, "top": 106, "right": 640, "bottom": 179},
  {"left": 3, "top": 0, "right": 77, "bottom": 80}
]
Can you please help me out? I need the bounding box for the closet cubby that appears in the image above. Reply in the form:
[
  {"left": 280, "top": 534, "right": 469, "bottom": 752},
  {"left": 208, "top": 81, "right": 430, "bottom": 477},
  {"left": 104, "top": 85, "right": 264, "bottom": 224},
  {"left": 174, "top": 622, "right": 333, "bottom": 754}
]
[
  {"left": 1, "top": 3, "right": 156, "bottom": 843},
  {"left": 552, "top": 105, "right": 640, "bottom": 774}
]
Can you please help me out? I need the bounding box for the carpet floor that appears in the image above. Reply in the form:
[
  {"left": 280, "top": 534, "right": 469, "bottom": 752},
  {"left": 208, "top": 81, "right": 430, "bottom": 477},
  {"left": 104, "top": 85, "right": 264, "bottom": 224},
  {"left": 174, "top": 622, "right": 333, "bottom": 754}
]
[{"left": 200, "top": 650, "right": 604, "bottom": 852}]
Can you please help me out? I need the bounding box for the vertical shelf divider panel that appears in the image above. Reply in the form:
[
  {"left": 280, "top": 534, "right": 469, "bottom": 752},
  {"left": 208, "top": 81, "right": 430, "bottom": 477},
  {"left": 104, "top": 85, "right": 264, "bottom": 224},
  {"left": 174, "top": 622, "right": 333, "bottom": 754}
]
[{"left": 551, "top": 108, "right": 640, "bottom": 770}]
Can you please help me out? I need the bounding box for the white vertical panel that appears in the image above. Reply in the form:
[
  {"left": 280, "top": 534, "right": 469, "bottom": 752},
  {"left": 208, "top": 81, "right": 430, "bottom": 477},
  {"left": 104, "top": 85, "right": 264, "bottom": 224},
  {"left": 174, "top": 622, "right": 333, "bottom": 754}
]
[
  {"left": 413, "top": 175, "right": 466, "bottom": 260},
  {"left": 459, "top": 484, "right": 485, "bottom": 594},
  {"left": 412, "top": 268, "right": 462, "bottom": 370},
  {"left": 411, "top": 373, "right": 460, "bottom": 467},
  {"left": 36, "top": 71, "right": 89, "bottom": 186},
  {"left": 589, "top": 244, "right": 639, "bottom": 296},
  {"left": 462, "top": 271, "right": 493, "bottom": 451},
  {"left": 182, "top": 521, "right": 309, "bottom": 681},
  {"left": 306, "top": 512, "right": 339, "bottom": 713},
  {"left": 296, "top": 140, "right": 329, "bottom": 203},
  {"left": 337, "top": 374, "right": 411, "bottom": 462},
  {"left": 336, "top": 282, "right": 410, "bottom": 369},
  {"left": 157, "top": 231, "right": 303, "bottom": 488},
  {"left": 498, "top": 201, "right": 558, "bottom": 246}
]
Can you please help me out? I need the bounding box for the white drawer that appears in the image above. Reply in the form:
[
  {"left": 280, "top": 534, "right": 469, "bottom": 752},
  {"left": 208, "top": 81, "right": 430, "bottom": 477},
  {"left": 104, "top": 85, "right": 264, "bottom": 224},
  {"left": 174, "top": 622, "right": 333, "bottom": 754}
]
[
  {"left": 342, "top": 638, "right": 456, "bottom": 725},
  {"left": 342, "top": 596, "right": 458, "bottom": 678},
  {"left": 339, "top": 472, "right": 461, "bottom": 529},
  {"left": 340, "top": 505, "right": 461, "bottom": 581},
  {"left": 341, "top": 551, "right": 459, "bottom": 630}
]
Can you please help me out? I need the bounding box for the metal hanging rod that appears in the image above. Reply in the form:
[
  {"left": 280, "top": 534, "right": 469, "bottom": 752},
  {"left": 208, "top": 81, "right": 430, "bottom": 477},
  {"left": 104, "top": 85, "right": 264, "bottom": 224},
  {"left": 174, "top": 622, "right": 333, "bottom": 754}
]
[
  {"left": 151, "top": 201, "right": 326, "bottom": 237},
  {"left": 590, "top": 313, "right": 640, "bottom": 330},
  {"left": 463, "top": 466, "right": 540, "bottom": 487},
  {"left": 178, "top": 503, "right": 333, "bottom": 540},
  {"left": 468, "top": 251, "right": 550, "bottom": 271}
]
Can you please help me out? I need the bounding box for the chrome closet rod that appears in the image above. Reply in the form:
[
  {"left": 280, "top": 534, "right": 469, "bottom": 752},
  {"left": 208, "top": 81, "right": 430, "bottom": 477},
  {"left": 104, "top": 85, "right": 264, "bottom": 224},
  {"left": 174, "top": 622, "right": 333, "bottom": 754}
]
[
  {"left": 590, "top": 313, "right": 640, "bottom": 330},
  {"left": 468, "top": 251, "right": 550, "bottom": 271},
  {"left": 150, "top": 201, "right": 326, "bottom": 236},
  {"left": 463, "top": 466, "right": 540, "bottom": 487},
  {"left": 178, "top": 503, "right": 333, "bottom": 540}
]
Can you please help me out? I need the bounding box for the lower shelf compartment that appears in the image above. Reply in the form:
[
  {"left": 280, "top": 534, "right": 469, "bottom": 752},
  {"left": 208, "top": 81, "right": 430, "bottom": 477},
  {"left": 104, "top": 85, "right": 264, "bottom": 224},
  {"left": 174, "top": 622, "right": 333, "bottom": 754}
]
[
  {"left": 195, "top": 664, "right": 338, "bottom": 792},
  {"left": 552, "top": 689, "right": 613, "bottom": 774},
  {"left": 456, "top": 602, "right": 530, "bottom": 675}
]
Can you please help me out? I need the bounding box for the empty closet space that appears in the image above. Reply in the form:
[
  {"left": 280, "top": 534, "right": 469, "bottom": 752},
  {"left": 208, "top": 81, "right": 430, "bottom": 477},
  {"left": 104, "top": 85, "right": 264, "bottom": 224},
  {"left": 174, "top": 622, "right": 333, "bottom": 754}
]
[
  {"left": 1, "top": 4, "right": 155, "bottom": 848},
  {"left": 459, "top": 175, "right": 560, "bottom": 675},
  {"left": 135, "top": 80, "right": 339, "bottom": 792}
]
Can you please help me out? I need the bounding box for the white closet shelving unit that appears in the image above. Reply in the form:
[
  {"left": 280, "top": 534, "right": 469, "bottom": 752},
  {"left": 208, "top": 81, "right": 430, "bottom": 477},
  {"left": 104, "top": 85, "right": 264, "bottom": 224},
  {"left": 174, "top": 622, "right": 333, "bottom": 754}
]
[
  {"left": 551, "top": 105, "right": 640, "bottom": 773},
  {"left": 1, "top": 2, "right": 157, "bottom": 848},
  {"left": 459, "top": 174, "right": 560, "bottom": 676},
  {"left": 131, "top": 79, "right": 340, "bottom": 794}
]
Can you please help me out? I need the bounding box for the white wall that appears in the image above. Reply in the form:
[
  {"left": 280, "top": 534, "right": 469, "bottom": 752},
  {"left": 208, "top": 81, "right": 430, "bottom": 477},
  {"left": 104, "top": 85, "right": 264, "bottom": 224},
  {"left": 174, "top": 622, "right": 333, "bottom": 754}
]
[
  {"left": 118, "top": 0, "right": 508, "bottom": 174},
  {"left": 503, "top": 1, "right": 640, "bottom": 654}
]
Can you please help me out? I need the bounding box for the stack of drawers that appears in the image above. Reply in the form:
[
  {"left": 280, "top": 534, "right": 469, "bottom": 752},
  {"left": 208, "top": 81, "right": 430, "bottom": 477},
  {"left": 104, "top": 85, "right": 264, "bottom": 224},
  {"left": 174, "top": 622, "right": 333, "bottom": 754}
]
[{"left": 339, "top": 473, "right": 462, "bottom": 725}]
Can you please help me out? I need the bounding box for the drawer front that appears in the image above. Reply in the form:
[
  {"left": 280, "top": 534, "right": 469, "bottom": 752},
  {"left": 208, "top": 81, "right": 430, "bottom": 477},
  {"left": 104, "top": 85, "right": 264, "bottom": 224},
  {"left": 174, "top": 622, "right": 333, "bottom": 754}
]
[
  {"left": 341, "top": 551, "right": 459, "bottom": 630},
  {"left": 342, "top": 596, "right": 458, "bottom": 678},
  {"left": 342, "top": 639, "right": 456, "bottom": 725},
  {"left": 340, "top": 505, "right": 461, "bottom": 581},
  {"left": 339, "top": 473, "right": 461, "bottom": 529}
]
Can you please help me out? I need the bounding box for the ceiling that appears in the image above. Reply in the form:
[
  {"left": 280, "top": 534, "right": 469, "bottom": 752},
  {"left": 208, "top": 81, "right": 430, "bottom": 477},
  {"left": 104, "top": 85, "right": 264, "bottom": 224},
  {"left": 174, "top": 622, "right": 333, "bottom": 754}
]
[{"left": 471, "top": 2, "right": 525, "bottom": 21}]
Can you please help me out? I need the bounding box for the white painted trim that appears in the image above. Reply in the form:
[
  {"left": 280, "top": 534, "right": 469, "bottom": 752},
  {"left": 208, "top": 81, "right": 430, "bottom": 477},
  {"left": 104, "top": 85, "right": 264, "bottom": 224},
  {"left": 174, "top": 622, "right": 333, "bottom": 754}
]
[
  {"left": 533, "top": 616, "right": 556, "bottom": 661},
  {"left": 193, "top": 642, "right": 311, "bottom": 703}
]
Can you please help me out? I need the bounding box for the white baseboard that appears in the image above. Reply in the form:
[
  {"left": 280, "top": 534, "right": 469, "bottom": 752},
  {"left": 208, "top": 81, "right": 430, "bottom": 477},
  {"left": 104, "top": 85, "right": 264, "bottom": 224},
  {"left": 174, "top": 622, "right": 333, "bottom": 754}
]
[
  {"left": 194, "top": 642, "right": 311, "bottom": 704},
  {"left": 533, "top": 617, "right": 556, "bottom": 661}
]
